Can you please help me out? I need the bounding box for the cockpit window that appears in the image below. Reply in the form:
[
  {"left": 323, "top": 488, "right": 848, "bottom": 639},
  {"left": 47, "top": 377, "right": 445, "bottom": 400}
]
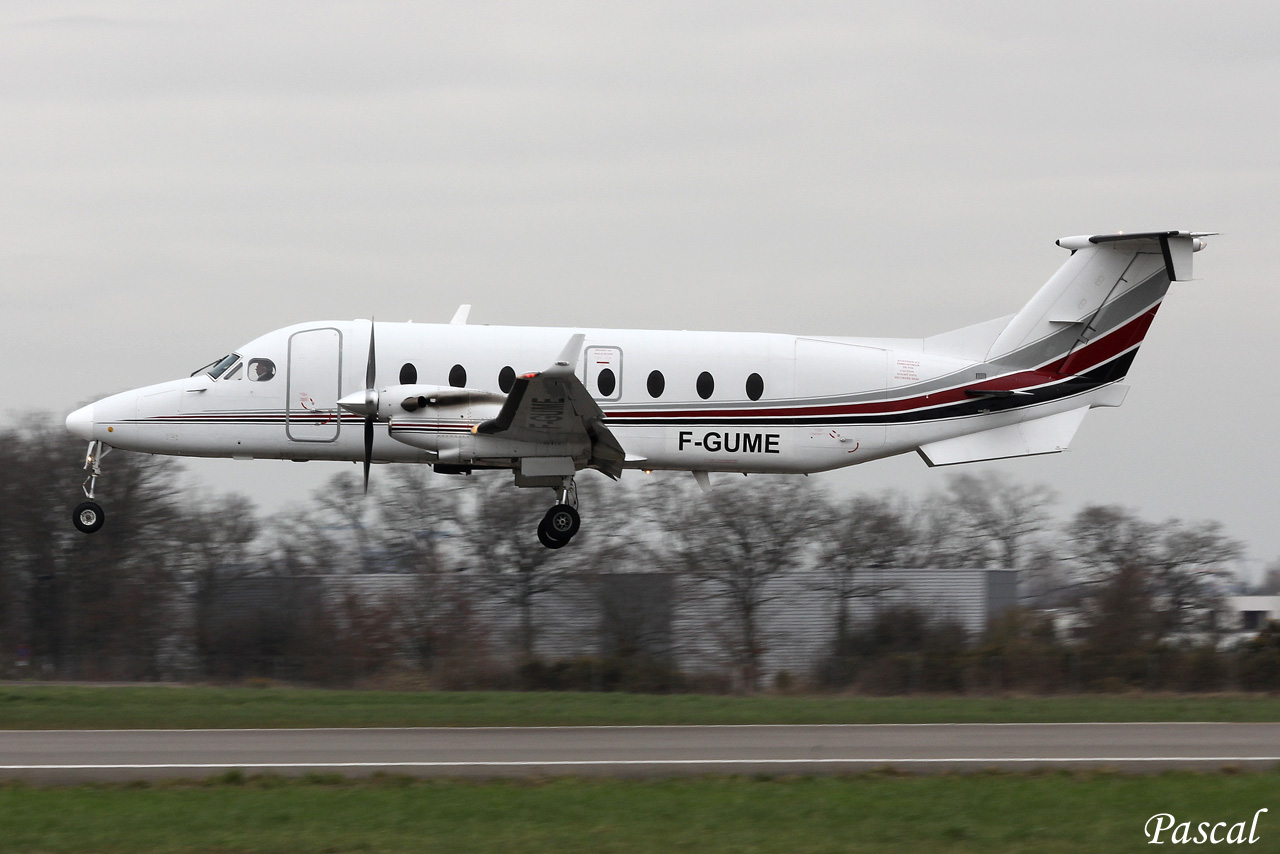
[
  {"left": 224, "top": 362, "right": 243, "bottom": 380},
  {"left": 197, "top": 353, "right": 241, "bottom": 380},
  {"left": 248, "top": 358, "right": 276, "bottom": 382}
]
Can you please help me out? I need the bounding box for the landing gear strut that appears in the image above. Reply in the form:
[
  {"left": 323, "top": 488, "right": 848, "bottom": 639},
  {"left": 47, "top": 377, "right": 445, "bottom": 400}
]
[
  {"left": 72, "top": 441, "right": 109, "bottom": 534},
  {"left": 536, "top": 478, "right": 580, "bottom": 549}
]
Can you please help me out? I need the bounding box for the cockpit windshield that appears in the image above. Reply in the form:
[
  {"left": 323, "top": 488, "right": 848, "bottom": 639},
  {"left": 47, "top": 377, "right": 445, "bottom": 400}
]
[{"left": 192, "top": 353, "right": 241, "bottom": 379}]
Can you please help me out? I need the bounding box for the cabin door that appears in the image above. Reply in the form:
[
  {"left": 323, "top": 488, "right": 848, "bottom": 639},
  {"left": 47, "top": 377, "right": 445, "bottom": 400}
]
[{"left": 286, "top": 327, "right": 343, "bottom": 442}]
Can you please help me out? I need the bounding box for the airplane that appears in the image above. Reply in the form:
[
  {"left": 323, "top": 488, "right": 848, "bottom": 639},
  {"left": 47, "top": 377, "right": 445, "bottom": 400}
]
[{"left": 65, "top": 230, "right": 1211, "bottom": 548}]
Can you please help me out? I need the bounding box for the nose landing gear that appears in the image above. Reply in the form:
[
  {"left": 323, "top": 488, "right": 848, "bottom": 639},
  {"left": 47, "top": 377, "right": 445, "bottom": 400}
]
[
  {"left": 72, "top": 441, "right": 110, "bottom": 534},
  {"left": 536, "top": 478, "right": 581, "bottom": 549}
]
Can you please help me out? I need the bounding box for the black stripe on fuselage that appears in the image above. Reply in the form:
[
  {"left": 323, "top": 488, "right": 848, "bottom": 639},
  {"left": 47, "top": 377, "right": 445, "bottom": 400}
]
[
  {"left": 120, "top": 349, "right": 1139, "bottom": 434},
  {"left": 602, "top": 350, "right": 1137, "bottom": 429}
]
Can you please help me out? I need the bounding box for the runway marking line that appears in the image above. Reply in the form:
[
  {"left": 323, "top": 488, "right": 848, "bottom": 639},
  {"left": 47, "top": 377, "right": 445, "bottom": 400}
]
[
  {"left": 3, "top": 757, "right": 1279, "bottom": 771},
  {"left": 0, "top": 722, "right": 1270, "bottom": 734}
]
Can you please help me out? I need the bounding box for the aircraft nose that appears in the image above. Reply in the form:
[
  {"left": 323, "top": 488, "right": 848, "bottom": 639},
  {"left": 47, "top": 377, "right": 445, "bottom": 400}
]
[{"left": 66, "top": 404, "right": 95, "bottom": 441}]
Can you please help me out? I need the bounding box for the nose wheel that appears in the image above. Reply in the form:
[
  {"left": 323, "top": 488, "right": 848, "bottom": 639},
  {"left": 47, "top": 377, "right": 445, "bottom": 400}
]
[
  {"left": 72, "top": 440, "right": 110, "bottom": 534},
  {"left": 536, "top": 478, "right": 581, "bottom": 549}
]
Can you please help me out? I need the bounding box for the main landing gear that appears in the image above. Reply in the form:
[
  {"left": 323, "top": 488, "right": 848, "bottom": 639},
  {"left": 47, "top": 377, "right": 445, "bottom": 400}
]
[
  {"left": 536, "top": 478, "right": 581, "bottom": 550},
  {"left": 72, "top": 440, "right": 109, "bottom": 534}
]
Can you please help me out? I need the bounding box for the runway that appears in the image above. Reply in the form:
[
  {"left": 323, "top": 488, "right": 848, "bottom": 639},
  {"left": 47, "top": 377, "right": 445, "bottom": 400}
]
[{"left": 1, "top": 723, "right": 1278, "bottom": 782}]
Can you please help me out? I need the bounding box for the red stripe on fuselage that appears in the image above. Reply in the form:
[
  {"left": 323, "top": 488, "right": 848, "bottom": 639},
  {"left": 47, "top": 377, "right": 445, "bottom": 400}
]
[
  {"left": 606, "top": 303, "right": 1160, "bottom": 421},
  {"left": 1055, "top": 304, "right": 1160, "bottom": 377}
]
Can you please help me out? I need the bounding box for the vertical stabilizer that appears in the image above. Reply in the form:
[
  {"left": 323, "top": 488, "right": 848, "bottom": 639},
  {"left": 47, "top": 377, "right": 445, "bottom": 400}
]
[{"left": 985, "top": 231, "right": 1210, "bottom": 374}]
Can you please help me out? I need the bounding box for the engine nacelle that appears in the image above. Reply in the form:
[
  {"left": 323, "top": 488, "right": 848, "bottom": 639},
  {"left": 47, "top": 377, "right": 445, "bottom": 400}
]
[
  {"left": 384, "top": 383, "right": 590, "bottom": 466},
  {"left": 374, "top": 384, "right": 506, "bottom": 422},
  {"left": 384, "top": 384, "right": 506, "bottom": 455}
]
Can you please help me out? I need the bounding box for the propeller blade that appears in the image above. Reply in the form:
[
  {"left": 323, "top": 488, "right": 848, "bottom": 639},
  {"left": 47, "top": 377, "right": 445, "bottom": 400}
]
[
  {"left": 366, "top": 318, "right": 377, "bottom": 392},
  {"left": 364, "top": 416, "right": 374, "bottom": 494},
  {"left": 363, "top": 318, "right": 376, "bottom": 494}
]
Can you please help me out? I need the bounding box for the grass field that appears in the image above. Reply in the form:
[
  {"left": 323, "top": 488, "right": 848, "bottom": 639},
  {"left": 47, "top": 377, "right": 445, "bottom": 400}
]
[
  {"left": 1, "top": 685, "right": 1278, "bottom": 729},
  {"left": 0, "top": 770, "right": 1274, "bottom": 853}
]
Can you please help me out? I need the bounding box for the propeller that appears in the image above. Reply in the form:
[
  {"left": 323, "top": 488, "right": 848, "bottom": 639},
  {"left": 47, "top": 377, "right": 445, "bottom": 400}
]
[
  {"left": 338, "top": 320, "right": 381, "bottom": 493},
  {"left": 363, "top": 319, "right": 376, "bottom": 493}
]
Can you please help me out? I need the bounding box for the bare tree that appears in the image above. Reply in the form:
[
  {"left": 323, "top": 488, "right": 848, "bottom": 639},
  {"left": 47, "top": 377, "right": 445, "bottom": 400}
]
[
  {"left": 814, "top": 493, "right": 914, "bottom": 652},
  {"left": 82, "top": 452, "right": 194, "bottom": 678},
  {"left": 296, "top": 473, "right": 376, "bottom": 574},
  {"left": 574, "top": 478, "right": 669, "bottom": 672},
  {"left": 0, "top": 419, "right": 81, "bottom": 673},
  {"left": 1068, "top": 504, "right": 1157, "bottom": 578},
  {"left": 1068, "top": 505, "right": 1242, "bottom": 645},
  {"left": 661, "top": 476, "right": 823, "bottom": 691},
  {"left": 896, "top": 491, "right": 983, "bottom": 569},
  {"left": 456, "top": 473, "right": 577, "bottom": 660},
  {"left": 1149, "top": 520, "right": 1242, "bottom": 639},
  {"left": 373, "top": 466, "right": 457, "bottom": 575},
  {"left": 180, "top": 493, "right": 262, "bottom": 675},
  {"left": 1078, "top": 562, "right": 1158, "bottom": 655},
  {"left": 372, "top": 466, "right": 469, "bottom": 673},
  {"left": 945, "top": 472, "right": 1058, "bottom": 569},
  {"left": 0, "top": 428, "right": 186, "bottom": 680}
]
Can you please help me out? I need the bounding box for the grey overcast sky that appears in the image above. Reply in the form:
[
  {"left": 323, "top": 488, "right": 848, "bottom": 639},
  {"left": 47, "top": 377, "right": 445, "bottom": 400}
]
[{"left": 3, "top": 2, "right": 1278, "bottom": 566}]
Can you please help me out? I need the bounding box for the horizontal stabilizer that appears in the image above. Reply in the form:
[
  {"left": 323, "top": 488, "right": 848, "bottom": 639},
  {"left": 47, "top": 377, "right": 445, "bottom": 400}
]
[
  {"left": 1054, "top": 230, "right": 1213, "bottom": 282},
  {"left": 917, "top": 406, "right": 1090, "bottom": 467}
]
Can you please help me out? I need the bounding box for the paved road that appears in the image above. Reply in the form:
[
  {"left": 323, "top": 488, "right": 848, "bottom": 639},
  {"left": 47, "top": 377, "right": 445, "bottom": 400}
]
[{"left": 1, "top": 723, "right": 1278, "bottom": 782}]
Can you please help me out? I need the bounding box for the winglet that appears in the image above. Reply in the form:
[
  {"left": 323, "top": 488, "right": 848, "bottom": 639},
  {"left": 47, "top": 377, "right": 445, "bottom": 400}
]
[
  {"left": 546, "top": 333, "right": 585, "bottom": 378},
  {"left": 450, "top": 304, "right": 471, "bottom": 325}
]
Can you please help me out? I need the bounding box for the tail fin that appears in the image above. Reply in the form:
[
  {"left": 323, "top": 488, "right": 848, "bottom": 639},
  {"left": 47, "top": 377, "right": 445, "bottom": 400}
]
[
  {"left": 985, "top": 231, "right": 1211, "bottom": 378},
  {"left": 917, "top": 231, "right": 1210, "bottom": 468}
]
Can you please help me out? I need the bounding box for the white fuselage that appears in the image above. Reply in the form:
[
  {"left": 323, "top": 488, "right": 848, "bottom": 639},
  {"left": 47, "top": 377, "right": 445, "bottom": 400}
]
[{"left": 67, "top": 318, "right": 1120, "bottom": 476}]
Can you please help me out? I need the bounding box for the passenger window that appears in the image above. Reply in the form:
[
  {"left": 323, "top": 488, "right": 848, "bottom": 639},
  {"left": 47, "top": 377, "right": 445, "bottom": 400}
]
[
  {"left": 449, "top": 364, "right": 467, "bottom": 388},
  {"left": 696, "top": 371, "right": 714, "bottom": 400},
  {"left": 248, "top": 359, "right": 276, "bottom": 382},
  {"left": 400, "top": 363, "right": 418, "bottom": 385},
  {"left": 597, "top": 368, "right": 617, "bottom": 398},
  {"left": 647, "top": 370, "right": 665, "bottom": 398},
  {"left": 746, "top": 373, "right": 764, "bottom": 401},
  {"left": 498, "top": 366, "right": 516, "bottom": 394}
]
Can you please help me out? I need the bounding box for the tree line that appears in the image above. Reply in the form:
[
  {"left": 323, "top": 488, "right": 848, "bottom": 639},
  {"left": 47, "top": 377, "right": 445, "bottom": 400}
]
[{"left": 2, "top": 418, "right": 1276, "bottom": 693}]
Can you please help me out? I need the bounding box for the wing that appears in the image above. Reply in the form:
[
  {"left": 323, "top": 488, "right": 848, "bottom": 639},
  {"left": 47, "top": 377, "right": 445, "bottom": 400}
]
[{"left": 475, "top": 334, "right": 626, "bottom": 478}]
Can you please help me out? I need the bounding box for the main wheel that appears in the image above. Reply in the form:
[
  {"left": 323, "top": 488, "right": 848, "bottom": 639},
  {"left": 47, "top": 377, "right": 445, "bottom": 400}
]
[
  {"left": 542, "top": 504, "right": 580, "bottom": 540},
  {"left": 537, "top": 519, "right": 569, "bottom": 549},
  {"left": 72, "top": 501, "right": 105, "bottom": 534}
]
